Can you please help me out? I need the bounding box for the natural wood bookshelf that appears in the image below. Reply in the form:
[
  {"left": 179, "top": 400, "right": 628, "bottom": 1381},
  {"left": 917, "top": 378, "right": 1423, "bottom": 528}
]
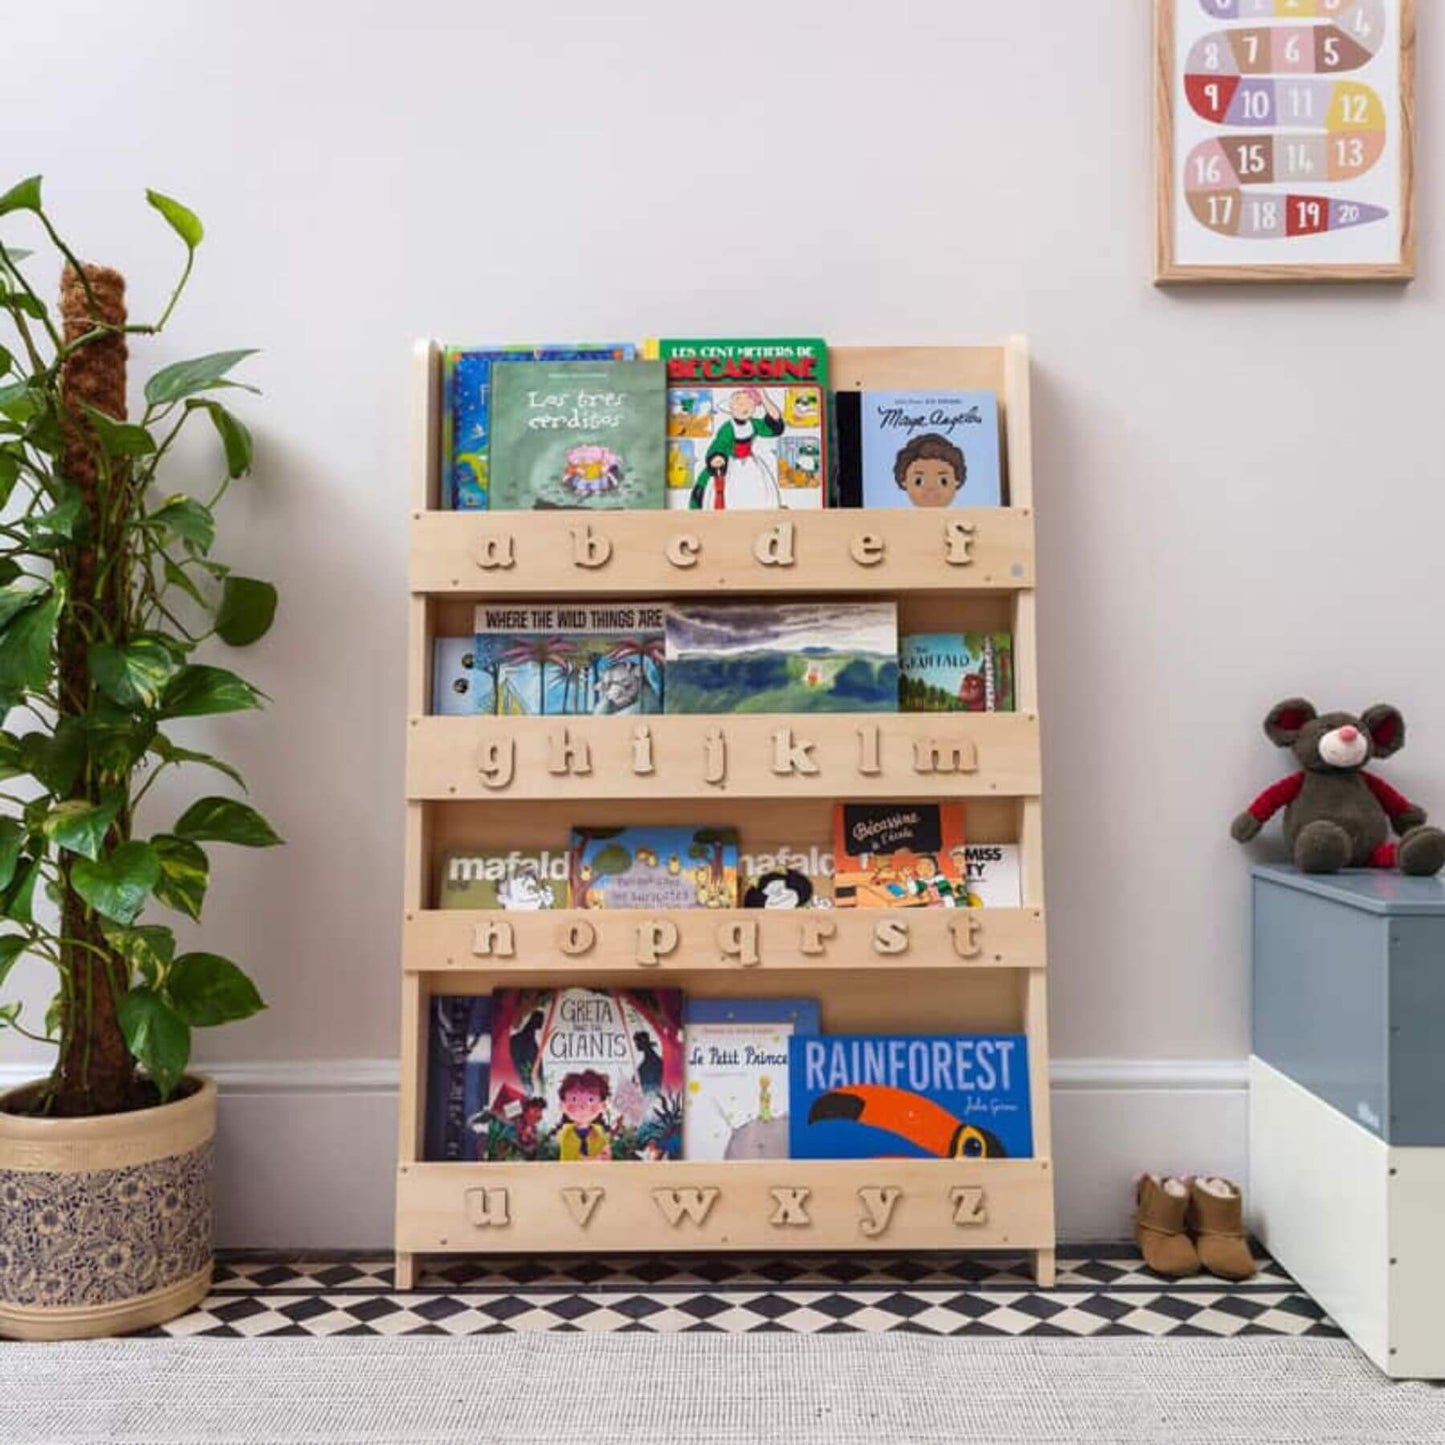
[{"left": 396, "top": 338, "right": 1055, "bottom": 1286}]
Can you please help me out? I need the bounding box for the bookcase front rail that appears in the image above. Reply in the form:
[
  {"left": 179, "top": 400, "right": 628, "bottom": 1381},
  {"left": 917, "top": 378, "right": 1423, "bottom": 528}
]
[
  {"left": 403, "top": 906, "right": 1046, "bottom": 973},
  {"left": 407, "top": 712, "right": 1041, "bottom": 802},
  {"left": 395, "top": 1156, "right": 1054, "bottom": 1254}
]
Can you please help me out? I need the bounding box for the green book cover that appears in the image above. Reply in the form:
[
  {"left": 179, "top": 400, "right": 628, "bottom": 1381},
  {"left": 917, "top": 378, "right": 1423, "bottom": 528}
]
[{"left": 487, "top": 359, "right": 665, "bottom": 511}]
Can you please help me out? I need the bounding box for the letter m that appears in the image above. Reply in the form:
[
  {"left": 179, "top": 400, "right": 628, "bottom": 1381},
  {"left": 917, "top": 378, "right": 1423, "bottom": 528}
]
[{"left": 913, "top": 735, "right": 978, "bottom": 774}]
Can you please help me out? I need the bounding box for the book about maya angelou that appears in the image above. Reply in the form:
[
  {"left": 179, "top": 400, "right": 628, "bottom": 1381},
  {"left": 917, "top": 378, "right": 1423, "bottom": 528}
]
[
  {"left": 663, "top": 601, "right": 898, "bottom": 714},
  {"left": 441, "top": 343, "right": 635, "bottom": 510},
  {"left": 646, "top": 338, "right": 828, "bottom": 511},
  {"left": 899, "top": 633, "right": 1014, "bottom": 713},
  {"left": 739, "top": 842, "right": 835, "bottom": 910},
  {"left": 481, "top": 988, "right": 685, "bottom": 1161},
  {"left": 835, "top": 389, "right": 1002, "bottom": 510},
  {"left": 832, "top": 801, "right": 968, "bottom": 908},
  {"left": 435, "top": 848, "right": 568, "bottom": 910},
  {"left": 470, "top": 600, "right": 664, "bottom": 716},
  {"left": 486, "top": 358, "right": 666, "bottom": 511},
  {"left": 423, "top": 995, "right": 492, "bottom": 1161},
  {"left": 568, "top": 826, "right": 739, "bottom": 909},
  {"left": 789, "top": 1033, "right": 1032, "bottom": 1160}
]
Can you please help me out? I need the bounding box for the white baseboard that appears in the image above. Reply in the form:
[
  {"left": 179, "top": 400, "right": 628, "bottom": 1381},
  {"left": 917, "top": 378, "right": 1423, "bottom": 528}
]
[{"left": 0, "top": 1058, "right": 1249, "bottom": 1248}]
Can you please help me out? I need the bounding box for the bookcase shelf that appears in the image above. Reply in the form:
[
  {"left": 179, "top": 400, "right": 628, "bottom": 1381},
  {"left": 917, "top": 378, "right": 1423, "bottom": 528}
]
[{"left": 395, "top": 338, "right": 1056, "bottom": 1286}]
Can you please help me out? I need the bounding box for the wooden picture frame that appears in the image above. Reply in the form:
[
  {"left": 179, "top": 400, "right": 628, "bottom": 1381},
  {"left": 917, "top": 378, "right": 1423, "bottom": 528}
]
[{"left": 1155, "top": 0, "right": 1415, "bottom": 283}]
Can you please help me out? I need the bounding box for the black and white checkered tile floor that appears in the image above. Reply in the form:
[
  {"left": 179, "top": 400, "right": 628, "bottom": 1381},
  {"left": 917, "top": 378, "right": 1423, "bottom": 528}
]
[{"left": 143, "top": 1249, "right": 1341, "bottom": 1339}]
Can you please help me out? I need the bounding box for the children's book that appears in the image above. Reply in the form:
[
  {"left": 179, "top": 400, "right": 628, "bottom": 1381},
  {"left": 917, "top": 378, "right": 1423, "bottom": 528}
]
[
  {"left": 789, "top": 1033, "right": 1032, "bottom": 1160},
  {"left": 432, "top": 637, "right": 479, "bottom": 715},
  {"left": 646, "top": 338, "right": 828, "bottom": 511},
  {"left": 899, "top": 633, "right": 1014, "bottom": 713},
  {"left": 423, "top": 996, "right": 492, "bottom": 1161},
  {"left": 835, "top": 389, "right": 1002, "bottom": 510},
  {"left": 663, "top": 601, "right": 898, "bottom": 715},
  {"left": 683, "top": 1021, "right": 795, "bottom": 1160},
  {"left": 435, "top": 848, "right": 569, "bottom": 910},
  {"left": 956, "top": 844, "right": 1022, "bottom": 907},
  {"left": 483, "top": 987, "right": 684, "bottom": 1161},
  {"left": 487, "top": 359, "right": 665, "bottom": 512},
  {"left": 470, "top": 601, "right": 665, "bottom": 716},
  {"left": 441, "top": 343, "right": 635, "bottom": 510},
  {"left": 567, "top": 826, "right": 739, "bottom": 909},
  {"left": 683, "top": 998, "right": 821, "bottom": 1033},
  {"left": 739, "top": 843, "right": 834, "bottom": 910},
  {"left": 831, "top": 802, "right": 967, "bottom": 908}
]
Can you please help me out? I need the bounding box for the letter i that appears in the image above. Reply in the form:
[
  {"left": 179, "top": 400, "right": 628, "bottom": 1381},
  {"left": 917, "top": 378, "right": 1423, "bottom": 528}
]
[
  {"left": 703, "top": 726, "right": 727, "bottom": 786},
  {"left": 632, "top": 724, "right": 654, "bottom": 775}
]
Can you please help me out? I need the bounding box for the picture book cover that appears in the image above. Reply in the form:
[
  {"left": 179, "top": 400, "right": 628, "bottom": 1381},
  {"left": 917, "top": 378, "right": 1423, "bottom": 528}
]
[
  {"left": 684, "top": 1021, "right": 795, "bottom": 1161},
  {"left": 441, "top": 343, "right": 635, "bottom": 511},
  {"left": 739, "top": 843, "right": 834, "bottom": 911},
  {"left": 423, "top": 995, "right": 492, "bottom": 1162},
  {"left": 482, "top": 987, "right": 684, "bottom": 1161},
  {"left": 789, "top": 1033, "right": 1033, "bottom": 1160},
  {"left": 470, "top": 601, "right": 664, "bottom": 716},
  {"left": 435, "top": 848, "right": 568, "bottom": 910},
  {"left": 832, "top": 802, "right": 968, "bottom": 908},
  {"left": 432, "top": 637, "right": 479, "bottom": 715},
  {"left": 487, "top": 358, "right": 665, "bottom": 512},
  {"left": 663, "top": 601, "right": 898, "bottom": 715},
  {"left": 684, "top": 998, "right": 821, "bottom": 1033},
  {"left": 957, "top": 844, "right": 1022, "bottom": 908},
  {"left": 899, "top": 633, "right": 1014, "bottom": 713},
  {"left": 647, "top": 338, "right": 827, "bottom": 511},
  {"left": 838, "top": 390, "right": 1001, "bottom": 510},
  {"left": 567, "top": 826, "right": 739, "bottom": 909}
]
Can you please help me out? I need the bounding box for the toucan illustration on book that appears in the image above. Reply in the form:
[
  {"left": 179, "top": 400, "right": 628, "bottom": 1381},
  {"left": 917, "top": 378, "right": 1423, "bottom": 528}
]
[{"left": 806, "top": 1084, "right": 1008, "bottom": 1158}]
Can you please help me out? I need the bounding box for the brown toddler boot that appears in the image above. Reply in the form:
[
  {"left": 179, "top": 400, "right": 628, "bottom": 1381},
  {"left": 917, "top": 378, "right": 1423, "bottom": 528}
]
[
  {"left": 1134, "top": 1175, "right": 1199, "bottom": 1278},
  {"left": 1188, "top": 1177, "right": 1257, "bottom": 1281}
]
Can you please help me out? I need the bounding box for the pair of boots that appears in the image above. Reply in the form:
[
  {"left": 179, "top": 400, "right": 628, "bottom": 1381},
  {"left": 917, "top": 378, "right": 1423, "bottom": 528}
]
[{"left": 1134, "top": 1175, "right": 1256, "bottom": 1281}]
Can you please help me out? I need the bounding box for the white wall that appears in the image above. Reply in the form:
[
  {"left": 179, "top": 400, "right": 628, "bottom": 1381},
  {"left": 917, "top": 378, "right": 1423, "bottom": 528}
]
[{"left": 4, "top": 0, "right": 1441, "bottom": 1244}]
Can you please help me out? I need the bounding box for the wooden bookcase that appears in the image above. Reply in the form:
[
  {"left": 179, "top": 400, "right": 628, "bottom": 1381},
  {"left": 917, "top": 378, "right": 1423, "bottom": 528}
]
[{"left": 395, "top": 340, "right": 1055, "bottom": 1286}]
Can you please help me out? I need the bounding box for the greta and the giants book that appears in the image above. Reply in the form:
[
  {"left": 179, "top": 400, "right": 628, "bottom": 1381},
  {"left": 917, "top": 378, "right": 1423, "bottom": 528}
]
[{"left": 481, "top": 988, "right": 684, "bottom": 1161}]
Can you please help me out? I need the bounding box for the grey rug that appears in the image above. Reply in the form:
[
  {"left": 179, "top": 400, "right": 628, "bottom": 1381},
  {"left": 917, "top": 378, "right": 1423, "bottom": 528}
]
[{"left": 3, "top": 1335, "right": 1442, "bottom": 1445}]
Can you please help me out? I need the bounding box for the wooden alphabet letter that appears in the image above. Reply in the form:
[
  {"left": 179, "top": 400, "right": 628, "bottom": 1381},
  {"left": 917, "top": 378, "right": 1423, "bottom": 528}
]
[
  {"left": 475, "top": 534, "right": 516, "bottom": 570},
  {"left": 571, "top": 523, "right": 613, "bottom": 569},
  {"left": 631, "top": 724, "right": 655, "bottom": 775},
  {"left": 769, "top": 1187, "right": 811, "bottom": 1227},
  {"left": 753, "top": 521, "right": 796, "bottom": 567},
  {"left": 562, "top": 1186, "right": 605, "bottom": 1228},
  {"left": 465, "top": 1187, "right": 511, "bottom": 1228},
  {"left": 557, "top": 919, "right": 597, "bottom": 956},
  {"left": 636, "top": 918, "right": 680, "bottom": 967},
  {"left": 856, "top": 724, "right": 882, "bottom": 776},
  {"left": 872, "top": 918, "right": 910, "bottom": 955},
  {"left": 471, "top": 920, "right": 515, "bottom": 959},
  {"left": 652, "top": 1187, "right": 720, "bottom": 1228},
  {"left": 945, "top": 519, "right": 977, "bottom": 566},
  {"left": 798, "top": 916, "right": 837, "bottom": 956},
  {"left": 950, "top": 1185, "right": 988, "bottom": 1225},
  {"left": 703, "top": 726, "right": 727, "bottom": 787},
  {"left": 849, "top": 532, "right": 885, "bottom": 567},
  {"left": 665, "top": 533, "right": 701, "bottom": 569},
  {"left": 857, "top": 1186, "right": 901, "bottom": 1239},
  {"left": 950, "top": 914, "right": 983, "bottom": 959},
  {"left": 547, "top": 728, "right": 593, "bottom": 775},
  {"left": 912, "top": 735, "right": 978, "bottom": 774},
  {"left": 478, "top": 738, "right": 515, "bottom": 790},
  {"left": 770, "top": 727, "right": 819, "bottom": 776},
  {"left": 717, "top": 919, "right": 761, "bottom": 967}
]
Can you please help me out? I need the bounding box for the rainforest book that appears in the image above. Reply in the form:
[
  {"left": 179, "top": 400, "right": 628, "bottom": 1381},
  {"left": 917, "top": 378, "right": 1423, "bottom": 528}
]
[
  {"left": 435, "top": 848, "right": 569, "bottom": 910},
  {"left": 899, "top": 633, "right": 1014, "bottom": 713},
  {"left": 481, "top": 987, "right": 685, "bottom": 1161},
  {"left": 834, "top": 389, "right": 1002, "bottom": 510},
  {"left": 832, "top": 802, "right": 968, "bottom": 908},
  {"left": 663, "top": 601, "right": 898, "bottom": 714},
  {"left": 487, "top": 358, "right": 666, "bottom": 512},
  {"left": 471, "top": 601, "right": 665, "bottom": 716},
  {"left": 739, "top": 842, "right": 835, "bottom": 910},
  {"left": 567, "top": 826, "right": 739, "bottom": 909},
  {"left": 646, "top": 337, "right": 828, "bottom": 511},
  {"left": 789, "top": 1034, "right": 1033, "bottom": 1160},
  {"left": 423, "top": 995, "right": 492, "bottom": 1162},
  {"left": 441, "top": 343, "right": 635, "bottom": 510},
  {"left": 957, "top": 844, "right": 1022, "bottom": 907}
]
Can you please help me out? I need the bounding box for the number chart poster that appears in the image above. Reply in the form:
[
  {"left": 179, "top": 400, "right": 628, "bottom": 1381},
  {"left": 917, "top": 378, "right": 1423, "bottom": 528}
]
[{"left": 1158, "top": 0, "right": 1413, "bottom": 280}]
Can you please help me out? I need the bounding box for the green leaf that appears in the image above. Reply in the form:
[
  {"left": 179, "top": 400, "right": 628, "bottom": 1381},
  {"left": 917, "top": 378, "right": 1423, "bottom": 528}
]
[
  {"left": 144, "top": 350, "right": 258, "bottom": 406},
  {"left": 71, "top": 841, "right": 161, "bottom": 924},
  {"left": 0, "top": 176, "right": 42, "bottom": 217},
  {"left": 144, "top": 494, "right": 214, "bottom": 553},
  {"left": 0, "top": 731, "right": 22, "bottom": 781},
  {"left": 0, "top": 817, "right": 23, "bottom": 890},
  {"left": 173, "top": 796, "right": 281, "bottom": 847},
  {"left": 166, "top": 952, "right": 264, "bottom": 1027},
  {"left": 162, "top": 556, "right": 208, "bottom": 608},
  {"left": 18, "top": 717, "right": 84, "bottom": 794},
  {"left": 117, "top": 988, "right": 189, "bottom": 1099},
  {"left": 145, "top": 189, "right": 204, "bottom": 250},
  {"left": 0, "top": 581, "right": 47, "bottom": 633},
  {"left": 88, "top": 637, "right": 177, "bottom": 710},
  {"left": 100, "top": 920, "right": 175, "bottom": 988},
  {"left": 1, "top": 854, "right": 40, "bottom": 925},
  {"left": 215, "top": 577, "right": 276, "bottom": 647},
  {"left": 27, "top": 485, "right": 86, "bottom": 542},
  {"left": 149, "top": 834, "right": 208, "bottom": 920},
  {"left": 149, "top": 733, "right": 246, "bottom": 789},
  {"left": 0, "top": 933, "right": 27, "bottom": 988},
  {"left": 160, "top": 664, "right": 263, "bottom": 718},
  {"left": 186, "top": 398, "right": 252, "bottom": 478},
  {"left": 0, "top": 382, "right": 37, "bottom": 422},
  {"left": 41, "top": 795, "right": 121, "bottom": 861},
  {"left": 0, "top": 584, "right": 59, "bottom": 692},
  {"left": 84, "top": 705, "right": 157, "bottom": 774},
  {"left": 81, "top": 405, "right": 155, "bottom": 458},
  {"left": 0, "top": 448, "right": 20, "bottom": 503}
]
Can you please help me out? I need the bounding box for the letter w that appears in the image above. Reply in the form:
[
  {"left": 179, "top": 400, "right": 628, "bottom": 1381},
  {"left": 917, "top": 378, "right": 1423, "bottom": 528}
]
[{"left": 651, "top": 1187, "right": 720, "bottom": 1228}]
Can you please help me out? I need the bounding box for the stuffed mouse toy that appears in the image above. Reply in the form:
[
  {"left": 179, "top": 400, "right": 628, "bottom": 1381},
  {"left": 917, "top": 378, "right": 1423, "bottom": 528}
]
[{"left": 1231, "top": 698, "right": 1445, "bottom": 876}]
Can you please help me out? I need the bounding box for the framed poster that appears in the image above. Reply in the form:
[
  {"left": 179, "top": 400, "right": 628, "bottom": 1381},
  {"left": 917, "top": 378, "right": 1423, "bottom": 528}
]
[{"left": 1155, "top": 0, "right": 1415, "bottom": 283}]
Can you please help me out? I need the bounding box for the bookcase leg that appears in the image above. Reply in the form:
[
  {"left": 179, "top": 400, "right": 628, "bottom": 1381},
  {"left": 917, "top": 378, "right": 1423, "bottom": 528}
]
[
  {"left": 395, "top": 1251, "right": 417, "bottom": 1291},
  {"left": 1033, "top": 1247, "right": 1056, "bottom": 1288}
]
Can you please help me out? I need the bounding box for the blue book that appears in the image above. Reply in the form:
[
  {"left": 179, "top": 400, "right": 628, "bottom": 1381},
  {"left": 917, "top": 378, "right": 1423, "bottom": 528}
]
[
  {"left": 788, "top": 1033, "right": 1032, "bottom": 1160},
  {"left": 423, "top": 996, "right": 492, "bottom": 1161},
  {"left": 441, "top": 342, "right": 636, "bottom": 510},
  {"left": 857, "top": 390, "right": 1002, "bottom": 510},
  {"left": 684, "top": 998, "right": 820, "bottom": 1033}
]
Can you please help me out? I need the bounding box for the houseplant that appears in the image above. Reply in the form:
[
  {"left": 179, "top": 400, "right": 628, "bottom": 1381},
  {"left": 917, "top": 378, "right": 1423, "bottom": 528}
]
[{"left": 0, "top": 177, "right": 279, "bottom": 1339}]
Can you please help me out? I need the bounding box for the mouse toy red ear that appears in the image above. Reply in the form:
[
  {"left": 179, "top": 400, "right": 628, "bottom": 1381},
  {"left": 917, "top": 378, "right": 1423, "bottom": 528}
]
[
  {"left": 1264, "top": 698, "right": 1316, "bottom": 747},
  {"left": 1360, "top": 704, "right": 1406, "bottom": 758}
]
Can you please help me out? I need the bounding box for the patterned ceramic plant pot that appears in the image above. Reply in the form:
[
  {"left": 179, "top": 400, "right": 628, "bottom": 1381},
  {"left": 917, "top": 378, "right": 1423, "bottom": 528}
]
[{"left": 0, "top": 1076, "right": 215, "bottom": 1340}]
